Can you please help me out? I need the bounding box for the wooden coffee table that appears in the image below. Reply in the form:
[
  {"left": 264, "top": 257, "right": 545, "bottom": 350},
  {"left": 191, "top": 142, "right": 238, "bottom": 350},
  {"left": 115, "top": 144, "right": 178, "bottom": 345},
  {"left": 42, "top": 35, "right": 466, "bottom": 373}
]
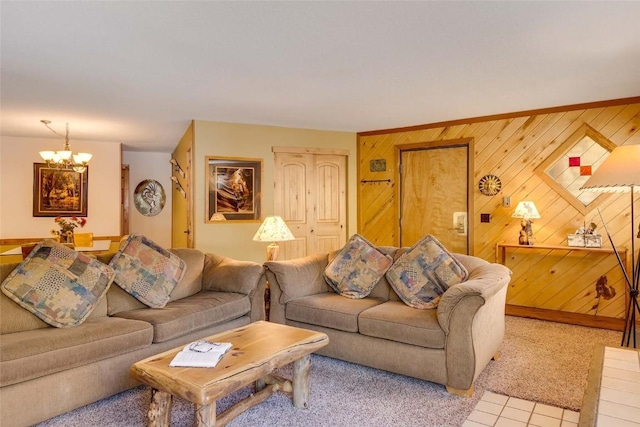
[{"left": 130, "top": 321, "right": 329, "bottom": 427}]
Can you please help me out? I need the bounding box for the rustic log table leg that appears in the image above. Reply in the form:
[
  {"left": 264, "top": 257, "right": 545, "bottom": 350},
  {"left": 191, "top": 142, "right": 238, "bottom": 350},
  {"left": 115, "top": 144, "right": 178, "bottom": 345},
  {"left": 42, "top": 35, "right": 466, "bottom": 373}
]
[
  {"left": 292, "top": 354, "right": 311, "bottom": 409},
  {"left": 148, "top": 389, "right": 172, "bottom": 427},
  {"left": 195, "top": 402, "right": 216, "bottom": 427},
  {"left": 255, "top": 377, "right": 266, "bottom": 392}
]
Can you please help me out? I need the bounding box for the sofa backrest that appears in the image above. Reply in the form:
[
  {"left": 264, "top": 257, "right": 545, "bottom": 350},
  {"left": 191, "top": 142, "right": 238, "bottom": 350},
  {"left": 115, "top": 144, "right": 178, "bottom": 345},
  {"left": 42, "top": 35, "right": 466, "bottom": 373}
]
[{"left": 106, "top": 247, "right": 205, "bottom": 315}]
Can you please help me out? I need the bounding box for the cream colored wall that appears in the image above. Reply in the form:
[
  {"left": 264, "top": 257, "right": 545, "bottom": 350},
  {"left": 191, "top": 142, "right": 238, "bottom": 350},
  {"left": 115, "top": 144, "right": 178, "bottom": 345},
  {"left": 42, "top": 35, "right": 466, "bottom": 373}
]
[
  {"left": 0, "top": 136, "right": 121, "bottom": 238},
  {"left": 122, "top": 151, "right": 172, "bottom": 247},
  {"left": 193, "top": 121, "right": 357, "bottom": 263}
]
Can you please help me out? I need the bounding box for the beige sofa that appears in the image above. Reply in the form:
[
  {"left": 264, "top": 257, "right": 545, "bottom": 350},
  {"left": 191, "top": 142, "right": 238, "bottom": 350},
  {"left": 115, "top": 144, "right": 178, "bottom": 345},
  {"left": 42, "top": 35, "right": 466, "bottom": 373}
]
[
  {"left": 265, "top": 248, "right": 511, "bottom": 396},
  {"left": 0, "top": 248, "right": 265, "bottom": 427}
]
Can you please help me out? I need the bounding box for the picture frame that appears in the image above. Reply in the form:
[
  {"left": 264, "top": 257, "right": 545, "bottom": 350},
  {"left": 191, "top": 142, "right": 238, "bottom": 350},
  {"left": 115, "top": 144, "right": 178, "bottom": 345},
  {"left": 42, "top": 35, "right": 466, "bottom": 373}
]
[
  {"left": 206, "top": 156, "right": 262, "bottom": 222},
  {"left": 33, "top": 163, "right": 88, "bottom": 217}
]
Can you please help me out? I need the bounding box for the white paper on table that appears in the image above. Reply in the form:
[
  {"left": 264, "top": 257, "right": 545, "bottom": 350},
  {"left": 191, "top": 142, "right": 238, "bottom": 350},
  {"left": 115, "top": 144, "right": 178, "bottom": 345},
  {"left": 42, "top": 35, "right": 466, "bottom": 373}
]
[{"left": 169, "top": 342, "right": 232, "bottom": 368}]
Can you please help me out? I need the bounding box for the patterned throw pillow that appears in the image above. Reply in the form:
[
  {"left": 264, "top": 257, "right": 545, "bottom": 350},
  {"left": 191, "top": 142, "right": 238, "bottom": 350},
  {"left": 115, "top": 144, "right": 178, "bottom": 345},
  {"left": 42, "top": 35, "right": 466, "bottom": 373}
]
[
  {"left": 109, "top": 234, "right": 186, "bottom": 308},
  {"left": 386, "top": 235, "right": 468, "bottom": 309},
  {"left": 324, "top": 234, "right": 393, "bottom": 299},
  {"left": 1, "top": 239, "right": 115, "bottom": 328}
]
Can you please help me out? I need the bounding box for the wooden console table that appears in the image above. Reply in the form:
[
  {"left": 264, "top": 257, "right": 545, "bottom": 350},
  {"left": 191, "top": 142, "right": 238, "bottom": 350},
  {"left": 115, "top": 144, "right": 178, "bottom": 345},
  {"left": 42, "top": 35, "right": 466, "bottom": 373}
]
[{"left": 496, "top": 243, "right": 629, "bottom": 330}]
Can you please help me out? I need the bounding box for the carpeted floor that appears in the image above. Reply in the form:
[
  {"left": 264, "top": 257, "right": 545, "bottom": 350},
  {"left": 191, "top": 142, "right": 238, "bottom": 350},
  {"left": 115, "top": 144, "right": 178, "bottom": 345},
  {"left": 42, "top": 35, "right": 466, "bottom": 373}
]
[{"left": 36, "top": 316, "right": 620, "bottom": 427}]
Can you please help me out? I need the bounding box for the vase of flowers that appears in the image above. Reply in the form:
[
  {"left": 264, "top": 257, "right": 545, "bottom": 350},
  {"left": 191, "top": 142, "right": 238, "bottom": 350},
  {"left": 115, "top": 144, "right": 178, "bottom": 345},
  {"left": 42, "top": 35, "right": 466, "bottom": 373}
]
[{"left": 51, "top": 216, "right": 86, "bottom": 243}]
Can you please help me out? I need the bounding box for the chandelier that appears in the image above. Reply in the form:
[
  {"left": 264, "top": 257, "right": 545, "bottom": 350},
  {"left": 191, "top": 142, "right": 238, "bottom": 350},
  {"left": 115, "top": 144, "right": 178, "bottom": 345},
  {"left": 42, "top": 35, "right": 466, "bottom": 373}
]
[{"left": 39, "top": 120, "right": 92, "bottom": 173}]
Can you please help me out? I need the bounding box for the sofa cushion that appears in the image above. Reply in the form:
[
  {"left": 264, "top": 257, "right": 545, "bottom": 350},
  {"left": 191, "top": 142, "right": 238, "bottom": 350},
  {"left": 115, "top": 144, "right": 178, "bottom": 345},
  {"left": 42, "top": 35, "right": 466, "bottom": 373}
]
[
  {"left": 112, "top": 291, "right": 250, "bottom": 343},
  {"left": 385, "top": 235, "right": 468, "bottom": 309},
  {"left": 0, "top": 316, "right": 152, "bottom": 387},
  {"left": 1, "top": 240, "right": 115, "bottom": 328},
  {"left": 109, "top": 234, "right": 187, "bottom": 308},
  {"left": 359, "top": 301, "right": 446, "bottom": 349},
  {"left": 286, "top": 293, "right": 383, "bottom": 332},
  {"left": 324, "top": 234, "right": 393, "bottom": 299}
]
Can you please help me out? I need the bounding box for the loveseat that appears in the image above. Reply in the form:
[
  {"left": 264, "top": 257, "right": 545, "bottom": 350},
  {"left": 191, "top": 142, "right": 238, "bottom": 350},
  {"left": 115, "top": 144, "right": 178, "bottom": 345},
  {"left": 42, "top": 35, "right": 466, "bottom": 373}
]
[
  {"left": 0, "top": 244, "right": 265, "bottom": 427},
  {"left": 264, "top": 243, "right": 511, "bottom": 396}
]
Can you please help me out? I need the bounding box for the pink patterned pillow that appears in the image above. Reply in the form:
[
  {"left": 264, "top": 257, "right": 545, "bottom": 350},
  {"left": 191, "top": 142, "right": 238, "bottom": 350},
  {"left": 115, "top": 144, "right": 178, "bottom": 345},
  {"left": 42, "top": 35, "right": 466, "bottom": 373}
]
[
  {"left": 386, "top": 235, "right": 468, "bottom": 309},
  {"left": 323, "top": 234, "right": 393, "bottom": 299},
  {"left": 1, "top": 239, "right": 114, "bottom": 327},
  {"left": 109, "top": 234, "right": 186, "bottom": 308}
]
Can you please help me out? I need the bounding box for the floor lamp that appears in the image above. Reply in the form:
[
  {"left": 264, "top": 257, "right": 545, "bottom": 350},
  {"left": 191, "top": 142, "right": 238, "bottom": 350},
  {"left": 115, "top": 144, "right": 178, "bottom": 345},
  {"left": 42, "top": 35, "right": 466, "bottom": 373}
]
[{"left": 580, "top": 145, "right": 640, "bottom": 348}]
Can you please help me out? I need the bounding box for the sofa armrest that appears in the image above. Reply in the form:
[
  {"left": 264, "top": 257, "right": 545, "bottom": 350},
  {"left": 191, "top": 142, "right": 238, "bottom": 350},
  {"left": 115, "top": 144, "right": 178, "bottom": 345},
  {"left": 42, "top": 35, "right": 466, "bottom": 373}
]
[
  {"left": 202, "top": 253, "right": 266, "bottom": 321},
  {"left": 264, "top": 253, "right": 331, "bottom": 303},
  {"left": 437, "top": 263, "right": 511, "bottom": 333},
  {"left": 436, "top": 263, "right": 511, "bottom": 390}
]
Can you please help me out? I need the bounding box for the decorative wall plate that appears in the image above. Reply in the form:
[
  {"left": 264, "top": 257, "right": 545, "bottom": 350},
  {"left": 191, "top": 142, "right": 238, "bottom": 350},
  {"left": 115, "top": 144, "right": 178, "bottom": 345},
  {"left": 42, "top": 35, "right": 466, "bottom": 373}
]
[
  {"left": 134, "top": 179, "right": 166, "bottom": 216},
  {"left": 478, "top": 174, "right": 502, "bottom": 196}
]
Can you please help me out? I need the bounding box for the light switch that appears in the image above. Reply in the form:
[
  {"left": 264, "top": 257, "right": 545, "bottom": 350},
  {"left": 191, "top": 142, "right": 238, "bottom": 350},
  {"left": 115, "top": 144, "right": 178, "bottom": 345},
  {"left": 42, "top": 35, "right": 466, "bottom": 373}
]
[
  {"left": 503, "top": 196, "right": 511, "bottom": 208},
  {"left": 480, "top": 213, "right": 491, "bottom": 223}
]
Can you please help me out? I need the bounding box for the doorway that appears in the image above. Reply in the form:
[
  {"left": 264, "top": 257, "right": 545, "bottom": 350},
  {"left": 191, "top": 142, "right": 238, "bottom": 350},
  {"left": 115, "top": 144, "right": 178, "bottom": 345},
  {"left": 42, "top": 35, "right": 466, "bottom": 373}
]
[{"left": 398, "top": 139, "right": 473, "bottom": 254}]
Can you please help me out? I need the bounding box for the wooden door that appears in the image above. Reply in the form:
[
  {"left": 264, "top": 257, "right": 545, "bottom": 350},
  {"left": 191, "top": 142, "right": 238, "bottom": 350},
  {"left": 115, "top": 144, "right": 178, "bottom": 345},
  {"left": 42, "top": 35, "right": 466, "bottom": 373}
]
[
  {"left": 274, "top": 148, "right": 347, "bottom": 259},
  {"left": 399, "top": 143, "right": 470, "bottom": 254}
]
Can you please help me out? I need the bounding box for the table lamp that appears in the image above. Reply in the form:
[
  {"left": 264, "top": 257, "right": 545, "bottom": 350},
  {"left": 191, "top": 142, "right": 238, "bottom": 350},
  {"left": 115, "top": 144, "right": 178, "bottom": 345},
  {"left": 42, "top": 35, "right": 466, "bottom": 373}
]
[
  {"left": 252, "top": 216, "right": 295, "bottom": 261},
  {"left": 580, "top": 144, "right": 640, "bottom": 347},
  {"left": 512, "top": 201, "right": 541, "bottom": 246}
]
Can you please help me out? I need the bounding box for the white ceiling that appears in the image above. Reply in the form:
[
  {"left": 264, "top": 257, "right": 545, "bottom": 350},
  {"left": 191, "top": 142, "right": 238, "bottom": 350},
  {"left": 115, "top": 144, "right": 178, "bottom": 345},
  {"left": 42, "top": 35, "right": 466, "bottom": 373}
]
[{"left": 2, "top": 1, "right": 640, "bottom": 152}]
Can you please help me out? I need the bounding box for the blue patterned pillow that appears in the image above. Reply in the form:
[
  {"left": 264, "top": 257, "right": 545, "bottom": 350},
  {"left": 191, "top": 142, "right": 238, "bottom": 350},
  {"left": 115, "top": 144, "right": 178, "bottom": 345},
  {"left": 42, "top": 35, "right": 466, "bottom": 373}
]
[
  {"left": 386, "top": 235, "right": 468, "bottom": 309},
  {"left": 324, "top": 234, "right": 393, "bottom": 299},
  {"left": 1, "top": 239, "right": 115, "bottom": 328},
  {"left": 109, "top": 234, "right": 186, "bottom": 308}
]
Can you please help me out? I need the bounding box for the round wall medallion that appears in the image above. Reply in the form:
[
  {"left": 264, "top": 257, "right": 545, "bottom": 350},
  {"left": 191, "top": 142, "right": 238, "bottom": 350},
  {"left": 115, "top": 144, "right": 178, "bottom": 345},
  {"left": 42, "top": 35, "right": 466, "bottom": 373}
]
[
  {"left": 478, "top": 174, "right": 502, "bottom": 196},
  {"left": 134, "top": 179, "right": 166, "bottom": 216}
]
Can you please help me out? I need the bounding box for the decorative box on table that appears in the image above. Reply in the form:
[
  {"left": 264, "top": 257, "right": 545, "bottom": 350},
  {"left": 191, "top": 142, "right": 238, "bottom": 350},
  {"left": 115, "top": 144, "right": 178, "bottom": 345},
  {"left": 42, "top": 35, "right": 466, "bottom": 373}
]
[{"left": 567, "top": 234, "right": 603, "bottom": 248}]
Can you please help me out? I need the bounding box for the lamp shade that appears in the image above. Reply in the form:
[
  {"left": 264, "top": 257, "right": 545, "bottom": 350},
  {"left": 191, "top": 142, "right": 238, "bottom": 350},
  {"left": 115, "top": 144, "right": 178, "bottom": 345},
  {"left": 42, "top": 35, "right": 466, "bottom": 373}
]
[
  {"left": 512, "top": 201, "right": 541, "bottom": 219},
  {"left": 580, "top": 145, "right": 640, "bottom": 193},
  {"left": 252, "top": 216, "right": 295, "bottom": 242}
]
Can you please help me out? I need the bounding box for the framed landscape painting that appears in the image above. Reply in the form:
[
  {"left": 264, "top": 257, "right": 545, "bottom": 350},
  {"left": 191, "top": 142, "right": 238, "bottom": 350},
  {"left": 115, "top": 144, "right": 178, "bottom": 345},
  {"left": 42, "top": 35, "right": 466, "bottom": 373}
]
[
  {"left": 206, "top": 156, "right": 262, "bottom": 222},
  {"left": 33, "top": 163, "right": 88, "bottom": 217}
]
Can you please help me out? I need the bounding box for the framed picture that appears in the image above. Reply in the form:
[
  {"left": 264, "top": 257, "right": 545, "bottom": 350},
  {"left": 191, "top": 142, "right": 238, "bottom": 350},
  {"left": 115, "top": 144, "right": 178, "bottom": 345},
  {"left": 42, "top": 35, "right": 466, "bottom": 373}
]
[
  {"left": 206, "top": 156, "right": 262, "bottom": 222},
  {"left": 33, "top": 163, "right": 88, "bottom": 217}
]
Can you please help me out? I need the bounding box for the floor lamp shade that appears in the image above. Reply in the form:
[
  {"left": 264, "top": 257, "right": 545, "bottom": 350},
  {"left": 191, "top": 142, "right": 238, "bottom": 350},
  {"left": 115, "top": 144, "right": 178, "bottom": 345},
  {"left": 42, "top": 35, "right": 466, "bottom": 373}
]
[
  {"left": 580, "top": 144, "right": 640, "bottom": 347},
  {"left": 580, "top": 145, "right": 640, "bottom": 191},
  {"left": 252, "top": 216, "right": 295, "bottom": 261}
]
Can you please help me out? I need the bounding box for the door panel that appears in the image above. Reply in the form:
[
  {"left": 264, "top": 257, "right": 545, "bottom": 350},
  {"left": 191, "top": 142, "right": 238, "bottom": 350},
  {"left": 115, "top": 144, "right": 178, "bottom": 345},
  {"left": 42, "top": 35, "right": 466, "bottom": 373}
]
[
  {"left": 400, "top": 145, "right": 468, "bottom": 253},
  {"left": 274, "top": 151, "right": 347, "bottom": 260},
  {"left": 282, "top": 162, "right": 307, "bottom": 222}
]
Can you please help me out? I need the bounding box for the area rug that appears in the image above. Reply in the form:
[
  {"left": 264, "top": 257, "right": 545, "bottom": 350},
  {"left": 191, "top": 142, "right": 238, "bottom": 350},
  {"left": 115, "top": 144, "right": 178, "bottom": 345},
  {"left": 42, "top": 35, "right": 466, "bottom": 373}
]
[{"left": 36, "top": 316, "right": 620, "bottom": 427}]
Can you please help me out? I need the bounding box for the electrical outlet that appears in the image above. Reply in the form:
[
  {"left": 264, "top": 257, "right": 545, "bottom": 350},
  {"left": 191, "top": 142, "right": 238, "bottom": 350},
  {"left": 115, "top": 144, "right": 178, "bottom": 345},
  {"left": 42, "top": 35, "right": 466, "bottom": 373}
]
[
  {"left": 503, "top": 196, "right": 511, "bottom": 208},
  {"left": 480, "top": 213, "right": 491, "bottom": 223}
]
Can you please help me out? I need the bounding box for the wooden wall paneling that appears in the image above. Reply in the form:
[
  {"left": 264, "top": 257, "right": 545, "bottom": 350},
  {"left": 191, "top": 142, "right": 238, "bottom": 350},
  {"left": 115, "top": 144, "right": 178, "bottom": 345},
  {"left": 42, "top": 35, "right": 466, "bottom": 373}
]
[
  {"left": 358, "top": 97, "right": 640, "bottom": 328},
  {"left": 506, "top": 249, "right": 578, "bottom": 304}
]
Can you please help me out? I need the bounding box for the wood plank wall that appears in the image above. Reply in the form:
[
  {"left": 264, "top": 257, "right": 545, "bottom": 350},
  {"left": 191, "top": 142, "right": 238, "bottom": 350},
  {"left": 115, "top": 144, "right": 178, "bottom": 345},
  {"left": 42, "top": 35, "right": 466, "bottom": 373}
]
[{"left": 357, "top": 97, "right": 640, "bottom": 324}]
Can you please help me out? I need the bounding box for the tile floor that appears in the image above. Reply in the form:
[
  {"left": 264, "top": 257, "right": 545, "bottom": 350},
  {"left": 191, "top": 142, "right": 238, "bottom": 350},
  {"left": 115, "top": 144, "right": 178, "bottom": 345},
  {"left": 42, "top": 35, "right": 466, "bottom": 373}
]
[
  {"left": 464, "top": 346, "right": 640, "bottom": 427},
  {"left": 596, "top": 346, "right": 640, "bottom": 426},
  {"left": 463, "top": 391, "right": 579, "bottom": 427}
]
